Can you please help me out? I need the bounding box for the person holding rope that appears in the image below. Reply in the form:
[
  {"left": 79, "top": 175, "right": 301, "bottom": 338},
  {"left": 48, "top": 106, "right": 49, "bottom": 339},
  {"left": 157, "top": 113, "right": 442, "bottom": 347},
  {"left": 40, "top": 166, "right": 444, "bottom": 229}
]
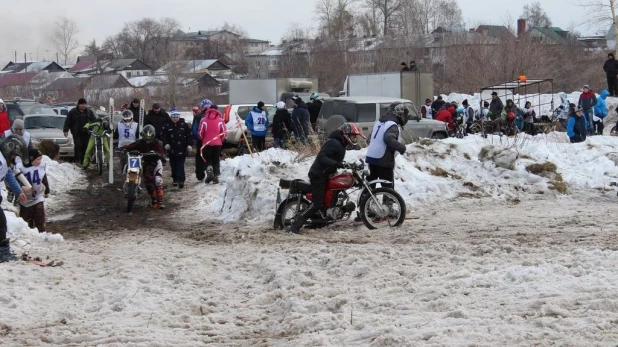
[{"left": 198, "top": 105, "right": 227, "bottom": 184}]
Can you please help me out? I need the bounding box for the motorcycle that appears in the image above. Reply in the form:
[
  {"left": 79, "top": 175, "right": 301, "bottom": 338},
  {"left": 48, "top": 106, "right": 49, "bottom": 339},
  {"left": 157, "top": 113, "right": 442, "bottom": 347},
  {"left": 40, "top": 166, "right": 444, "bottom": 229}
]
[
  {"left": 90, "top": 131, "right": 111, "bottom": 176},
  {"left": 273, "top": 159, "right": 406, "bottom": 231},
  {"left": 121, "top": 150, "right": 158, "bottom": 212}
]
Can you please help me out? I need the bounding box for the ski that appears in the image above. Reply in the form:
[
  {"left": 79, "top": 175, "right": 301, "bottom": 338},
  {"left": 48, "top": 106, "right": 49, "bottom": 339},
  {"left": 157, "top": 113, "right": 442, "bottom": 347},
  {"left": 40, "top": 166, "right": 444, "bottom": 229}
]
[
  {"left": 139, "top": 99, "right": 145, "bottom": 135},
  {"left": 108, "top": 98, "right": 114, "bottom": 184}
]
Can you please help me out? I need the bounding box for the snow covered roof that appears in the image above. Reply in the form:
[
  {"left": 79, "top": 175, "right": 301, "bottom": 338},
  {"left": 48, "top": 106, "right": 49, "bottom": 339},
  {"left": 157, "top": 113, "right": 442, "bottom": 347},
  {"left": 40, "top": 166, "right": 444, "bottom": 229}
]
[
  {"left": 43, "top": 77, "right": 90, "bottom": 91},
  {"left": 2, "top": 61, "right": 65, "bottom": 74},
  {"left": 155, "top": 60, "right": 230, "bottom": 74}
]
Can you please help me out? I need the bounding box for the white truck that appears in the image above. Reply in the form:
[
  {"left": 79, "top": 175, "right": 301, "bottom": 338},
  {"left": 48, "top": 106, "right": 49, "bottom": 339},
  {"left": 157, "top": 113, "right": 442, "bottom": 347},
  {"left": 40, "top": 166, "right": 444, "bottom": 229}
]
[
  {"left": 228, "top": 78, "right": 325, "bottom": 107},
  {"left": 339, "top": 71, "right": 434, "bottom": 110}
]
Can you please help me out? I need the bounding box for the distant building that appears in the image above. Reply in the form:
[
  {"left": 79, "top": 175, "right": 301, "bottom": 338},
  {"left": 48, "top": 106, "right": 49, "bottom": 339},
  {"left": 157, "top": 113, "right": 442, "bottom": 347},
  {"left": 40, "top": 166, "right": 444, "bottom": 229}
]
[
  {"left": 155, "top": 59, "right": 231, "bottom": 77},
  {"left": 69, "top": 58, "right": 153, "bottom": 79},
  {"left": 2, "top": 61, "right": 66, "bottom": 74}
]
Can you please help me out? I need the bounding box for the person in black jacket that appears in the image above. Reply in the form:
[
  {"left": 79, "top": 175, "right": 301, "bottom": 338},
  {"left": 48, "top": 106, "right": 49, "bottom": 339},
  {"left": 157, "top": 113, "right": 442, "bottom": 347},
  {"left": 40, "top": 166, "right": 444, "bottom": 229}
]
[
  {"left": 161, "top": 108, "right": 192, "bottom": 188},
  {"left": 128, "top": 98, "right": 141, "bottom": 123},
  {"left": 431, "top": 96, "right": 445, "bottom": 114},
  {"left": 272, "top": 101, "right": 291, "bottom": 148},
  {"left": 286, "top": 122, "right": 365, "bottom": 234},
  {"left": 63, "top": 98, "right": 96, "bottom": 164},
  {"left": 144, "top": 103, "right": 171, "bottom": 139},
  {"left": 307, "top": 92, "right": 323, "bottom": 131},
  {"left": 603, "top": 53, "right": 618, "bottom": 97}
]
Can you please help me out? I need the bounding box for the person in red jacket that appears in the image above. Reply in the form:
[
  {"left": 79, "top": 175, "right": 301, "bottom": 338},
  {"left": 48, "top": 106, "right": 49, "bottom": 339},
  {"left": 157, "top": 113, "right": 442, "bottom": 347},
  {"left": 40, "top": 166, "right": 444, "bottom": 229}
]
[
  {"left": 0, "top": 99, "right": 10, "bottom": 133},
  {"left": 435, "top": 106, "right": 455, "bottom": 131}
]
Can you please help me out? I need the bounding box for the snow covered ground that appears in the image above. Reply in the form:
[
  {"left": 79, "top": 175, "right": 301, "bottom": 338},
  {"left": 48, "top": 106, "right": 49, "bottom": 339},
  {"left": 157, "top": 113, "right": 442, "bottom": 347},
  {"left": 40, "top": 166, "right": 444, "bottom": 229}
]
[{"left": 4, "top": 109, "right": 618, "bottom": 344}]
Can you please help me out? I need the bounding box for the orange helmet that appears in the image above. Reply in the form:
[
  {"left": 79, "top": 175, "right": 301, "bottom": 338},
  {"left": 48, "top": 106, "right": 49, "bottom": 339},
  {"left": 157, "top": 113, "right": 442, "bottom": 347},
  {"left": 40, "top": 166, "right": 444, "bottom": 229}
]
[{"left": 339, "top": 122, "right": 365, "bottom": 148}]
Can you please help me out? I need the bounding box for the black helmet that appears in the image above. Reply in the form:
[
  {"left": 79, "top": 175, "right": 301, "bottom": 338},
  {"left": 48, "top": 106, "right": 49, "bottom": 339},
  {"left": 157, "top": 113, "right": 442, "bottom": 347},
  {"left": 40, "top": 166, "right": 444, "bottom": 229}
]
[
  {"left": 141, "top": 124, "right": 156, "bottom": 143},
  {"left": 390, "top": 102, "right": 409, "bottom": 126},
  {"left": 0, "top": 134, "right": 28, "bottom": 165},
  {"left": 122, "top": 110, "right": 133, "bottom": 122}
]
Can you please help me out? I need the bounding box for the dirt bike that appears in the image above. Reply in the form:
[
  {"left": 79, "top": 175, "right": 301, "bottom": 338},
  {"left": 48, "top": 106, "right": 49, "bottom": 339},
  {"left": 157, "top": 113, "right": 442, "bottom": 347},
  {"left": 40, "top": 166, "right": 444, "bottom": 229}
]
[
  {"left": 273, "top": 159, "right": 406, "bottom": 231},
  {"left": 122, "top": 150, "right": 158, "bottom": 213},
  {"left": 90, "top": 131, "right": 110, "bottom": 176}
]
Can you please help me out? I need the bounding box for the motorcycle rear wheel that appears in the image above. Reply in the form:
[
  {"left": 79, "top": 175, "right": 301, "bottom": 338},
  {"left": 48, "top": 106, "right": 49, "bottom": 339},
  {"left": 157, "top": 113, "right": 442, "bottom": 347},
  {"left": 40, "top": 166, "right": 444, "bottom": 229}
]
[
  {"left": 97, "top": 149, "right": 103, "bottom": 176},
  {"left": 359, "top": 187, "right": 406, "bottom": 230},
  {"left": 275, "top": 197, "right": 310, "bottom": 230}
]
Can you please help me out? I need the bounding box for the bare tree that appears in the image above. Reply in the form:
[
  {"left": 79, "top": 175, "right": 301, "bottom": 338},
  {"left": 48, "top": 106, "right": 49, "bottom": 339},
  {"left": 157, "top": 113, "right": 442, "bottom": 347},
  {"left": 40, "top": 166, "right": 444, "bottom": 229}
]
[
  {"left": 521, "top": 1, "right": 552, "bottom": 28},
  {"left": 576, "top": 0, "right": 617, "bottom": 55},
  {"left": 51, "top": 17, "right": 79, "bottom": 65},
  {"left": 364, "top": 0, "right": 402, "bottom": 36}
]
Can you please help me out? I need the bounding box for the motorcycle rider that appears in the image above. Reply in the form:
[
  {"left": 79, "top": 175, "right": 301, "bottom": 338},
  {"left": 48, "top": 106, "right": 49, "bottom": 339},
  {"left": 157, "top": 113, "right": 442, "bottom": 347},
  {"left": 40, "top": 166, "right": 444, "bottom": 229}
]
[
  {"left": 286, "top": 122, "right": 365, "bottom": 234},
  {"left": 123, "top": 124, "right": 167, "bottom": 209},
  {"left": 115, "top": 110, "right": 139, "bottom": 175},
  {"left": 0, "top": 135, "right": 30, "bottom": 262}
]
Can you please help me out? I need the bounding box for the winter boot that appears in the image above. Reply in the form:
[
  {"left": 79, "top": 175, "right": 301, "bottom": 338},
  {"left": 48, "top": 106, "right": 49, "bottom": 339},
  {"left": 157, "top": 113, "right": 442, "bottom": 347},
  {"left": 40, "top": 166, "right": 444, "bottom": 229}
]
[
  {"left": 172, "top": 180, "right": 178, "bottom": 187},
  {"left": 205, "top": 166, "right": 214, "bottom": 184},
  {"left": 0, "top": 239, "right": 16, "bottom": 263},
  {"left": 178, "top": 181, "right": 185, "bottom": 189},
  {"left": 212, "top": 176, "right": 219, "bottom": 184},
  {"left": 155, "top": 186, "right": 165, "bottom": 209}
]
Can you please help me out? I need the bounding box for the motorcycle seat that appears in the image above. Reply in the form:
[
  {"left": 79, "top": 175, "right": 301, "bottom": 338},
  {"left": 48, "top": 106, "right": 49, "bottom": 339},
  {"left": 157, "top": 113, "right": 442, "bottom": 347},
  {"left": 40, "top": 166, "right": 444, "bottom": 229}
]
[{"left": 294, "top": 180, "right": 312, "bottom": 193}]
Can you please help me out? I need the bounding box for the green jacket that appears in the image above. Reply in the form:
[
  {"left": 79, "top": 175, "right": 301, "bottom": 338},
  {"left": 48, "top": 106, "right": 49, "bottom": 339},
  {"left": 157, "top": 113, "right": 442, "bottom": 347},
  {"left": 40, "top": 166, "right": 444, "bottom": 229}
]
[{"left": 84, "top": 119, "right": 110, "bottom": 136}]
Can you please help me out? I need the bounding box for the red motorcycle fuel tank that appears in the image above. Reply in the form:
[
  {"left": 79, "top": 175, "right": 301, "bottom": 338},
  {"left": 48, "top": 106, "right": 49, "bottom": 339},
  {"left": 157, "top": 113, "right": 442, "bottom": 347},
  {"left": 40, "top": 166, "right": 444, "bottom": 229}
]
[{"left": 327, "top": 173, "right": 354, "bottom": 190}]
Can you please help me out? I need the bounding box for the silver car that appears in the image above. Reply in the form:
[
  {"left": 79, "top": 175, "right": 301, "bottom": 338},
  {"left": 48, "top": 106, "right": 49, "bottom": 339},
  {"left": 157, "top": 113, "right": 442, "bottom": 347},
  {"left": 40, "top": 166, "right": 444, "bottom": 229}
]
[
  {"left": 23, "top": 115, "right": 74, "bottom": 158},
  {"left": 316, "top": 96, "right": 449, "bottom": 142}
]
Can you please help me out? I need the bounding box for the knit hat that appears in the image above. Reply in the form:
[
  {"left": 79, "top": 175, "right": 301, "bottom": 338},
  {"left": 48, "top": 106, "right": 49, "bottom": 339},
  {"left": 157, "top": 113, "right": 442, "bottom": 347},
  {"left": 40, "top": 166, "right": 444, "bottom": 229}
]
[
  {"left": 28, "top": 148, "right": 42, "bottom": 163},
  {"left": 200, "top": 99, "right": 212, "bottom": 108},
  {"left": 609, "top": 53, "right": 614, "bottom": 58},
  {"left": 462, "top": 99, "right": 468, "bottom": 106},
  {"left": 78, "top": 98, "right": 87, "bottom": 105},
  {"left": 132, "top": 98, "right": 140, "bottom": 104},
  {"left": 583, "top": 84, "right": 589, "bottom": 89},
  {"left": 276, "top": 101, "right": 286, "bottom": 109},
  {"left": 152, "top": 103, "right": 161, "bottom": 109},
  {"left": 170, "top": 107, "right": 180, "bottom": 118}
]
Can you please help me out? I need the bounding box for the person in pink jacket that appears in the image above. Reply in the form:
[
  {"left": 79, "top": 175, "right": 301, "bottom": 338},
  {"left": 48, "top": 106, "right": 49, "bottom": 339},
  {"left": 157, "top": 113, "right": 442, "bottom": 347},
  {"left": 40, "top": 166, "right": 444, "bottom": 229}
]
[{"left": 198, "top": 105, "right": 227, "bottom": 184}]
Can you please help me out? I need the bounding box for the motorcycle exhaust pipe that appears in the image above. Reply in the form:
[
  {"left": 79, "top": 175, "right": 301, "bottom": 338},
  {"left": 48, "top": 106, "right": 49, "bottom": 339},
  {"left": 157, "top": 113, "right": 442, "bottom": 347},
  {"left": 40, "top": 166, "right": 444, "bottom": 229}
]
[{"left": 13, "top": 168, "right": 32, "bottom": 189}]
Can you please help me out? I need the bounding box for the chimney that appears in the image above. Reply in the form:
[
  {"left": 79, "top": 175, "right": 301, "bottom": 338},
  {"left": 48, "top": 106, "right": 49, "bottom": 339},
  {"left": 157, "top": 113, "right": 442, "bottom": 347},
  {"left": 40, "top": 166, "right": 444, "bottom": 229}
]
[{"left": 517, "top": 18, "right": 526, "bottom": 38}]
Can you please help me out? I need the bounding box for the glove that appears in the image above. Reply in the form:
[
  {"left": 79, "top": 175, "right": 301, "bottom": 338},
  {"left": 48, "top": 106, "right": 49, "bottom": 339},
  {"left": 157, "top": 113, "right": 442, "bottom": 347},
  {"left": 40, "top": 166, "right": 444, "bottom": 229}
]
[
  {"left": 334, "top": 162, "right": 344, "bottom": 169},
  {"left": 164, "top": 144, "right": 171, "bottom": 151},
  {"left": 186, "top": 146, "right": 192, "bottom": 154}
]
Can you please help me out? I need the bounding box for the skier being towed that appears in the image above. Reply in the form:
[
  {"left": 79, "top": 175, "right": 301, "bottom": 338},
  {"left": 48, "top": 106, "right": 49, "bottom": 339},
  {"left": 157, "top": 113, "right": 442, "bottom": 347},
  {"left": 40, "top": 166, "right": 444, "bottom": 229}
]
[{"left": 123, "top": 124, "right": 167, "bottom": 209}]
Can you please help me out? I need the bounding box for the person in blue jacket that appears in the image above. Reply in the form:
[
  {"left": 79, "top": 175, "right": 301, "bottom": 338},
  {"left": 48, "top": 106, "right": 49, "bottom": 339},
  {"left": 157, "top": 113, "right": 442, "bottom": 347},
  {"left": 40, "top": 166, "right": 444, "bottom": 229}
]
[
  {"left": 0, "top": 135, "right": 30, "bottom": 262},
  {"left": 567, "top": 105, "right": 587, "bottom": 143},
  {"left": 245, "top": 101, "right": 269, "bottom": 152},
  {"left": 593, "top": 89, "right": 609, "bottom": 135}
]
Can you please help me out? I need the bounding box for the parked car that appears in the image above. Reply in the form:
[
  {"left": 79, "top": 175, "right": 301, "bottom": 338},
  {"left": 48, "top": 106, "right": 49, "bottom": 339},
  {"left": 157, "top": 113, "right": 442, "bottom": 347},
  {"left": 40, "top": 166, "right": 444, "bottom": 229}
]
[
  {"left": 219, "top": 104, "right": 276, "bottom": 145},
  {"left": 4, "top": 99, "right": 57, "bottom": 124},
  {"left": 23, "top": 114, "right": 74, "bottom": 158},
  {"left": 316, "top": 96, "right": 449, "bottom": 142}
]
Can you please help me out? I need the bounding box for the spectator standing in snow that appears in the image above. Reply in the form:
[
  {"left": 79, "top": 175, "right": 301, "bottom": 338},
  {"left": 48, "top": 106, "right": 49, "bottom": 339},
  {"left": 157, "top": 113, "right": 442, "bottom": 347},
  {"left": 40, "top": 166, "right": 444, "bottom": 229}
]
[
  {"left": 461, "top": 99, "right": 474, "bottom": 134},
  {"left": 522, "top": 101, "right": 536, "bottom": 134},
  {"left": 127, "top": 98, "right": 141, "bottom": 124},
  {"left": 290, "top": 96, "right": 310, "bottom": 143},
  {"left": 567, "top": 106, "right": 587, "bottom": 143},
  {"left": 504, "top": 99, "right": 523, "bottom": 130},
  {"left": 577, "top": 85, "right": 597, "bottom": 135},
  {"left": 480, "top": 101, "right": 490, "bottom": 121},
  {"left": 409, "top": 61, "right": 419, "bottom": 71},
  {"left": 16, "top": 149, "right": 49, "bottom": 234},
  {"left": 603, "top": 53, "right": 618, "bottom": 97},
  {"left": 593, "top": 89, "right": 609, "bottom": 135},
  {"left": 272, "top": 101, "right": 291, "bottom": 148},
  {"left": 432, "top": 96, "right": 445, "bottom": 114},
  {"left": 307, "top": 92, "right": 323, "bottom": 131},
  {"left": 421, "top": 99, "right": 433, "bottom": 119},
  {"left": 193, "top": 99, "right": 211, "bottom": 181},
  {"left": 245, "top": 101, "right": 269, "bottom": 152},
  {"left": 161, "top": 108, "right": 192, "bottom": 188},
  {"left": 63, "top": 98, "right": 95, "bottom": 165},
  {"left": 435, "top": 105, "right": 455, "bottom": 131},
  {"left": 199, "top": 105, "right": 227, "bottom": 184},
  {"left": 489, "top": 92, "right": 504, "bottom": 120},
  {"left": 0, "top": 99, "right": 10, "bottom": 134}
]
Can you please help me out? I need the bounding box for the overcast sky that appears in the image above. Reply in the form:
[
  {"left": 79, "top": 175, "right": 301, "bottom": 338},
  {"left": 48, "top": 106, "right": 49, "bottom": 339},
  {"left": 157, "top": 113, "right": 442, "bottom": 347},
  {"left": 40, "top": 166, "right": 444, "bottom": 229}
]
[{"left": 0, "top": 0, "right": 604, "bottom": 66}]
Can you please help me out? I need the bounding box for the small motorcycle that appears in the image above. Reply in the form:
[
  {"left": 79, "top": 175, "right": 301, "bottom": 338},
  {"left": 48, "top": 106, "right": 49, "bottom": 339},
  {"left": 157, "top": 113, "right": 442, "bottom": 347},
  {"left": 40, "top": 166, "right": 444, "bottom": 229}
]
[
  {"left": 91, "top": 131, "right": 111, "bottom": 176},
  {"left": 274, "top": 159, "right": 406, "bottom": 230},
  {"left": 122, "top": 150, "right": 158, "bottom": 212}
]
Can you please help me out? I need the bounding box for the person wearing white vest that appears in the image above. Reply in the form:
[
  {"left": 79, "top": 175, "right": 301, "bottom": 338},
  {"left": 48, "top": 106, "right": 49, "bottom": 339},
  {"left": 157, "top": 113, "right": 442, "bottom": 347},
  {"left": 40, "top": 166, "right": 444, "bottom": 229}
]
[
  {"left": 245, "top": 101, "right": 269, "bottom": 151},
  {"left": 114, "top": 110, "right": 139, "bottom": 175},
  {"left": 421, "top": 99, "right": 433, "bottom": 119},
  {"left": 365, "top": 102, "right": 407, "bottom": 190},
  {"left": 16, "top": 149, "right": 50, "bottom": 234}
]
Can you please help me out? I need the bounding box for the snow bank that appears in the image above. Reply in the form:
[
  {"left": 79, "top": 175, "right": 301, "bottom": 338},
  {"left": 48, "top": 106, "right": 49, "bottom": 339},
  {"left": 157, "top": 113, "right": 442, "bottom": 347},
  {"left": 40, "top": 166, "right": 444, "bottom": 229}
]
[{"left": 192, "top": 134, "right": 618, "bottom": 225}]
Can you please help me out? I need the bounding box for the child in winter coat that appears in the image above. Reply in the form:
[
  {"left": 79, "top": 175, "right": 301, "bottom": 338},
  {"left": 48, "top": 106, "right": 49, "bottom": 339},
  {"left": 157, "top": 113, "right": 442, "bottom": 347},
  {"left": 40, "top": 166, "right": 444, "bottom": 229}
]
[
  {"left": 272, "top": 101, "right": 291, "bottom": 148},
  {"left": 567, "top": 106, "right": 588, "bottom": 143},
  {"left": 198, "top": 105, "right": 227, "bottom": 184},
  {"left": 593, "top": 90, "right": 609, "bottom": 135},
  {"left": 161, "top": 108, "right": 193, "bottom": 188},
  {"left": 522, "top": 101, "right": 536, "bottom": 134},
  {"left": 16, "top": 149, "right": 50, "bottom": 233}
]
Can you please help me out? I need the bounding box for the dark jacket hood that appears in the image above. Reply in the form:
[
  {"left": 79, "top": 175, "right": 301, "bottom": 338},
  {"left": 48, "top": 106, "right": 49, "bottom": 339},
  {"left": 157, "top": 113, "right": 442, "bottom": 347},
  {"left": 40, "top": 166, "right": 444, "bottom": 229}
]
[
  {"left": 328, "top": 129, "right": 343, "bottom": 141},
  {"left": 295, "top": 102, "right": 308, "bottom": 110},
  {"left": 379, "top": 111, "right": 399, "bottom": 123}
]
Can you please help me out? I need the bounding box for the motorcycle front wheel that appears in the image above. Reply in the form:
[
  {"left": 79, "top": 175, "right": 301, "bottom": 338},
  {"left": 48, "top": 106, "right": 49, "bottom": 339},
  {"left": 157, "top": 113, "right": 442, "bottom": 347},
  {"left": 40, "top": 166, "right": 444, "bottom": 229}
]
[
  {"left": 126, "top": 182, "right": 137, "bottom": 212},
  {"left": 97, "top": 149, "right": 103, "bottom": 175},
  {"left": 274, "top": 196, "right": 310, "bottom": 230},
  {"left": 359, "top": 187, "right": 406, "bottom": 230}
]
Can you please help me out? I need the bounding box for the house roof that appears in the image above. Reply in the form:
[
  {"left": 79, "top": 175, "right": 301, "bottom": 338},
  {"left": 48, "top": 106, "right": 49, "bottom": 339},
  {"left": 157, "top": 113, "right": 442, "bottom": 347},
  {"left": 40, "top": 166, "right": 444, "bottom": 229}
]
[
  {"left": 86, "top": 74, "right": 132, "bottom": 89},
  {"left": 156, "top": 60, "right": 230, "bottom": 74},
  {"left": 103, "top": 59, "right": 141, "bottom": 71},
  {"left": 529, "top": 26, "right": 571, "bottom": 45},
  {"left": 2, "top": 61, "right": 65, "bottom": 74},
  {"left": 174, "top": 29, "right": 241, "bottom": 41},
  {"left": 0, "top": 72, "right": 38, "bottom": 87},
  {"left": 69, "top": 60, "right": 96, "bottom": 73},
  {"left": 242, "top": 38, "right": 270, "bottom": 44},
  {"left": 42, "top": 77, "right": 90, "bottom": 91},
  {"left": 128, "top": 73, "right": 220, "bottom": 88},
  {"left": 476, "top": 25, "right": 513, "bottom": 38},
  {"left": 76, "top": 56, "right": 96, "bottom": 63}
]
